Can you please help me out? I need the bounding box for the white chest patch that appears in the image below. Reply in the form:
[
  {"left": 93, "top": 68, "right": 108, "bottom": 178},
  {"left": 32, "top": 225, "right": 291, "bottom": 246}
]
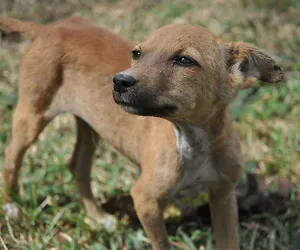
[{"left": 173, "top": 122, "right": 218, "bottom": 196}]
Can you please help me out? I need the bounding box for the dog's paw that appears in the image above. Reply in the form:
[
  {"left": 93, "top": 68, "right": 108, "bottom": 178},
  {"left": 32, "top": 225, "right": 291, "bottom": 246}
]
[
  {"left": 2, "top": 203, "right": 19, "bottom": 218},
  {"left": 85, "top": 213, "right": 117, "bottom": 232}
]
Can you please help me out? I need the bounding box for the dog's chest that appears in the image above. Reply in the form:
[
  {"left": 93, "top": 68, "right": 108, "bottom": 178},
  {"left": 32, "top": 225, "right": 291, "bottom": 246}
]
[{"left": 174, "top": 124, "right": 218, "bottom": 193}]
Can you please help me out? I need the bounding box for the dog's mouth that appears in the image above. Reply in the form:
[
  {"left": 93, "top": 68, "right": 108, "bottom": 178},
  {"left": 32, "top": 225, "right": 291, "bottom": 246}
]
[
  {"left": 113, "top": 91, "right": 177, "bottom": 116},
  {"left": 120, "top": 102, "right": 177, "bottom": 116}
]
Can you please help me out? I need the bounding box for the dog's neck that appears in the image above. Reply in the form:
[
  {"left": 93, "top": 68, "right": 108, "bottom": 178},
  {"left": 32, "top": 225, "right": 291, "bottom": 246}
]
[
  {"left": 174, "top": 121, "right": 210, "bottom": 159},
  {"left": 174, "top": 105, "right": 230, "bottom": 137},
  {"left": 172, "top": 105, "right": 232, "bottom": 155}
]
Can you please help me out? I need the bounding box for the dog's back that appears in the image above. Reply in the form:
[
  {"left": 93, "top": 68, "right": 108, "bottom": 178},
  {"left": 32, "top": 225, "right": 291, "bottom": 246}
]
[{"left": 0, "top": 16, "right": 133, "bottom": 71}]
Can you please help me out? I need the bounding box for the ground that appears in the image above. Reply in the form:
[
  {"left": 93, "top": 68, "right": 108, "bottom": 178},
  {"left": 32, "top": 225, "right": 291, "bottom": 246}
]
[{"left": 0, "top": 0, "right": 299, "bottom": 249}]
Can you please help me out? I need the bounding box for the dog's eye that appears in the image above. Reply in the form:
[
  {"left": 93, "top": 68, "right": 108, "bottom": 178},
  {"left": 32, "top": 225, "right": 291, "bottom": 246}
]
[
  {"left": 132, "top": 50, "right": 141, "bottom": 60},
  {"left": 175, "top": 56, "right": 197, "bottom": 67}
]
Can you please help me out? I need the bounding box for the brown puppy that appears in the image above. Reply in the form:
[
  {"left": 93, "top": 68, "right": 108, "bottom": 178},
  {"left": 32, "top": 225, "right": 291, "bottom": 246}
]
[{"left": 1, "top": 17, "right": 283, "bottom": 250}]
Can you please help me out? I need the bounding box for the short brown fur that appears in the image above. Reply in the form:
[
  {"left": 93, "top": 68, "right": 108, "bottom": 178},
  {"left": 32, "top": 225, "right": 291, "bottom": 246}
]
[{"left": 1, "top": 17, "right": 283, "bottom": 250}]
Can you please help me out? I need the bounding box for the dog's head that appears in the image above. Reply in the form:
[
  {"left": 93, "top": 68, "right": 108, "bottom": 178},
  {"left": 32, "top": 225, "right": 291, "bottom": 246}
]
[{"left": 113, "top": 24, "right": 283, "bottom": 121}]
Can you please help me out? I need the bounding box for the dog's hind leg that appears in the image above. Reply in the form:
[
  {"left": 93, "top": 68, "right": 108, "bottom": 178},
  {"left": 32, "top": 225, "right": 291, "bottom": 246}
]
[
  {"left": 2, "top": 104, "right": 51, "bottom": 217},
  {"left": 2, "top": 40, "right": 64, "bottom": 217},
  {"left": 68, "top": 116, "right": 116, "bottom": 230}
]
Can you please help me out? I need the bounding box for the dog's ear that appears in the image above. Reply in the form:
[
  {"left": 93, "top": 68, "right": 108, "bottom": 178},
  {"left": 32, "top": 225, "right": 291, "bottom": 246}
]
[{"left": 226, "top": 42, "right": 284, "bottom": 89}]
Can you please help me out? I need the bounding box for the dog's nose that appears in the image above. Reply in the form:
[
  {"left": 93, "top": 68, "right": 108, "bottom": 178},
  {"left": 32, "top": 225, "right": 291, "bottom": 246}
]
[{"left": 113, "top": 74, "right": 137, "bottom": 93}]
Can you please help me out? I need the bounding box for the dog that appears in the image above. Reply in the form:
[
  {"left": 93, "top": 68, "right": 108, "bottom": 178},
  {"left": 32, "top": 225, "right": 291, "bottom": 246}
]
[{"left": 0, "top": 16, "right": 283, "bottom": 250}]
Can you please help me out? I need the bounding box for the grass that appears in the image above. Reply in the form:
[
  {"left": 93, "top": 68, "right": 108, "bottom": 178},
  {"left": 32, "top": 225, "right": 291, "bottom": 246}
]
[{"left": 0, "top": 0, "right": 299, "bottom": 249}]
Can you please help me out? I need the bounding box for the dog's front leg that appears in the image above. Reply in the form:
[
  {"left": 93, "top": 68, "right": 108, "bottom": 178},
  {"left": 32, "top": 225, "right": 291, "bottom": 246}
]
[
  {"left": 131, "top": 177, "right": 174, "bottom": 250},
  {"left": 209, "top": 183, "right": 240, "bottom": 250}
]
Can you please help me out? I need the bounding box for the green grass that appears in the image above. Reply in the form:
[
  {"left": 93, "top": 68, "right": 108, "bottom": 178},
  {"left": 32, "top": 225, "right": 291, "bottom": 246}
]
[{"left": 0, "top": 0, "right": 300, "bottom": 249}]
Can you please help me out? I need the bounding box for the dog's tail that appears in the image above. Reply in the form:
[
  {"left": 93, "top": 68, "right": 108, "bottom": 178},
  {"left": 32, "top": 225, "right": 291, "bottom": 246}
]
[{"left": 0, "top": 17, "right": 41, "bottom": 40}]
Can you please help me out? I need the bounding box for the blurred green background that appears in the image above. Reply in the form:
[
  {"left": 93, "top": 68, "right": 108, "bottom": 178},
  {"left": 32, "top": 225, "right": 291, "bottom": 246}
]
[{"left": 0, "top": 0, "right": 299, "bottom": 249}]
